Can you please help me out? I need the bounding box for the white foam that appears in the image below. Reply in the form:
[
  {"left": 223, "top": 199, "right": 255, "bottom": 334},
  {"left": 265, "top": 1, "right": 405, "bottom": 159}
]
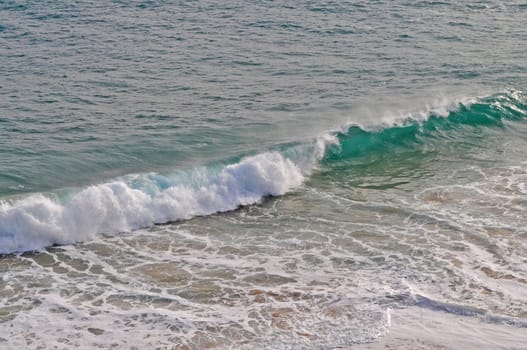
[
  {"left": 0, "top": 146, "right": 332, "bottom": 254},
  {"left": 0, "top": 91, "right": 513, "bottom": 254}
]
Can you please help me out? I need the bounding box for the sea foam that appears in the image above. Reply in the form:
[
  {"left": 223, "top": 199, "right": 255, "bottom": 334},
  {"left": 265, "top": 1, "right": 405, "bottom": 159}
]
[
  {"left": 2, "top": 91, "right": 520, "bottom": 254},
  {"left": 0, "top": 149, "right": 319, "bottom": 254}
]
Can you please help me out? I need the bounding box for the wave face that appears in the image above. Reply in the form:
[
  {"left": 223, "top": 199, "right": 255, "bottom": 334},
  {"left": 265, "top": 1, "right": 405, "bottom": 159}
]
[
  {"left": 325, "top": 90, "right": 526, "bottom": 162},
  {"left": 1, "top": 90, "right": 525, "bottom": 254}
]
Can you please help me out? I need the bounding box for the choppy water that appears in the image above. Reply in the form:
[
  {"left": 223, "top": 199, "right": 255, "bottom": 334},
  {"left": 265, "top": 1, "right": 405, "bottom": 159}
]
[{"left": 1, "top": 1, "right": 527, "bottom": 349}]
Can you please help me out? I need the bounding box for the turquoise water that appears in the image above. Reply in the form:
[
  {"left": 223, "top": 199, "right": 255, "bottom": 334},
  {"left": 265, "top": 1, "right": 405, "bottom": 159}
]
[{"left": 1, "top": 1, "right": 527, "bottom": 349}]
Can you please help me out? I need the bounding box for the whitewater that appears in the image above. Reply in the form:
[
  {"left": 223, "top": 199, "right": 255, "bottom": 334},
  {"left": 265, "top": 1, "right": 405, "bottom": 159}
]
[
  {"left": 1, "top": 0, "right": 527, "bottom": 349},
  {"left": 0, "top": 93, "right": 495, "bottom": 254}
]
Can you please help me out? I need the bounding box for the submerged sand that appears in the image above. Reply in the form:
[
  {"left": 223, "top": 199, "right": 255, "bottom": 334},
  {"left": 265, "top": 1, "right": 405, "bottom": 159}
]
[{"left": 354, "top": 307, "right": 527, "bottom": 350}]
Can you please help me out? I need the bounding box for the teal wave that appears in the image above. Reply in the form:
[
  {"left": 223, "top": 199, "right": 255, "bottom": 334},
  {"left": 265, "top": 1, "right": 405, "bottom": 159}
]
[
  {"left": 1, "top": 90, "right": 525, "bottom": 254},
  {"left": 323, "top": 91, "right": 526, "bottom": 163}
]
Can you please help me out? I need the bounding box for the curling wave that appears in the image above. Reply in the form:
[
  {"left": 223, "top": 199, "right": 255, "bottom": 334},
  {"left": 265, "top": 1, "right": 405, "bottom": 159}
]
[
  {"left": 324, "top": 90, "right": 526, "bottom": 162},
  {"left": 0, "top": 148, "right": 325, "bottom": 254},
  {"left": 0, "top": 90, "right": 525, "bottom": 254}
]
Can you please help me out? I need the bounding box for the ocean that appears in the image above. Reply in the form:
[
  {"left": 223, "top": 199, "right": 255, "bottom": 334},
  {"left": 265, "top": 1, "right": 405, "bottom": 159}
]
[{"left": 1, "top": 1, "right": 526, "bottom": 349}]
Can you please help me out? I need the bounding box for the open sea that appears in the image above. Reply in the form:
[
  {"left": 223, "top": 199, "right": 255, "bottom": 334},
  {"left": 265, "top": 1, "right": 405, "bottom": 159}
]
[{"left": 1, "top": 1, "right": 527, "bottom": 349}]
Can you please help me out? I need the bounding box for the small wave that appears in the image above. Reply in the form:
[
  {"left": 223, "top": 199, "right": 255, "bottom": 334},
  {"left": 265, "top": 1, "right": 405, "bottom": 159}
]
[
  {"left": 411, "top": 294, "right": 527, "bottom": 328},
  {"left": 324, "top": 89, "right": 526, "bottom": 162}
]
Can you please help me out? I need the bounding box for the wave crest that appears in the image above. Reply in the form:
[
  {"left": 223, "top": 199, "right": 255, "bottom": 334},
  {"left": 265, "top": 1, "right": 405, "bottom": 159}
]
[
  {"left": 1, "top": 90, "right": 525, "bottom": 254},
  {"left": 0, "top": 152, "right": 311, "bottom": 254}
]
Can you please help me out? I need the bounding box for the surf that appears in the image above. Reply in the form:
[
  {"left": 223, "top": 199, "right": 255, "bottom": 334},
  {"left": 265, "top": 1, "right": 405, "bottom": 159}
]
[{"left": 0, "top": 90, "right": 525, "bottom": 254}]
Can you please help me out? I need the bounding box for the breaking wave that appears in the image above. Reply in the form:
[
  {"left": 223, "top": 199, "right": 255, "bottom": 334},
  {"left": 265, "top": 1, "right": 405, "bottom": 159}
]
[{"left": 0, "top": 90, "right": 525, "bottom": 254}]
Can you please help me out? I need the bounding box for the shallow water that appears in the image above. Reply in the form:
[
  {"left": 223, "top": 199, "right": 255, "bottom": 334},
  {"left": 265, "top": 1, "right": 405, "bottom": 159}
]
[{"left": 1, "top": 0, "right": 527, "bottom": 349}]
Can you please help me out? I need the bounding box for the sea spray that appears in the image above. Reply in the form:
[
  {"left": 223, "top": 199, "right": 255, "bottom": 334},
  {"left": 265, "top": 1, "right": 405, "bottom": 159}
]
[{"left": 0, "top": 151, "right": 314, "bottom": 253}]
